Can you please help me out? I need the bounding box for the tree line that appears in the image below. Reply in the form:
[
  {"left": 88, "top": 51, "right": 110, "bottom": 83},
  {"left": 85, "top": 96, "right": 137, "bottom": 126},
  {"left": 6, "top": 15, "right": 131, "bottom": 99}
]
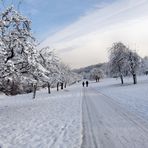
[
  {"left": 109, "top": 42, "right": 142, "bottom": 84},
  {"left": 0, "top": 6, "right": 81, "bottom": 97},
  {"left": 79, "top": 42, "right": 148, "bottom": 85}
]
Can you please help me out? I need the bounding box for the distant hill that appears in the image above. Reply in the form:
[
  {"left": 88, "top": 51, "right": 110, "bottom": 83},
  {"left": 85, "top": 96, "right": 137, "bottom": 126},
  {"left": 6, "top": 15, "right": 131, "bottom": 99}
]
[{"left": 73, "top": 63, "right": 108, "bottom": 74}]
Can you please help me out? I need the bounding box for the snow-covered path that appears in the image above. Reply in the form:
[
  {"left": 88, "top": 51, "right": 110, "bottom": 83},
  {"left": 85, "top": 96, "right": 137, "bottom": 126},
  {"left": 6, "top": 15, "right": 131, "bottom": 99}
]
[
  {"left": 0, "top": 86, "right": 82, "bottom": 148},
  {"left": 1, "top": 77, "right": 148, "bottom": 148},
  {"left": 82, "top": 86, "right": 148, "bottom": 148}
]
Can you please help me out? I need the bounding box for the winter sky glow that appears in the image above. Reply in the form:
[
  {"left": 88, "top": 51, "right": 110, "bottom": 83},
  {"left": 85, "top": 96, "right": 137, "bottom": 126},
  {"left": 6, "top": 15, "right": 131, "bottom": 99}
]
[{"left": 1, "top": 0, "right": 148, "bottom": 68}]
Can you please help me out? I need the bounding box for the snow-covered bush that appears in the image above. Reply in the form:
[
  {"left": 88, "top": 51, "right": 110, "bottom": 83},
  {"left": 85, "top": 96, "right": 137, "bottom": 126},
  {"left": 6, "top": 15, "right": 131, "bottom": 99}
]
[{"left": 90, "top": 68, "right": 104, "bottom": 82}]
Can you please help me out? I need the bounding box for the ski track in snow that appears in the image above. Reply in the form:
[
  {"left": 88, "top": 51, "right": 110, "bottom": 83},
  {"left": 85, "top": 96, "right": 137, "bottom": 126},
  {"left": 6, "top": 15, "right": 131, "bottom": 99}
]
[
  {"left": 0, "top": 86, "right": 82, "bottom": 148},
  {"left": 82, "top": 86, "right": 148, "bottom": 148}
]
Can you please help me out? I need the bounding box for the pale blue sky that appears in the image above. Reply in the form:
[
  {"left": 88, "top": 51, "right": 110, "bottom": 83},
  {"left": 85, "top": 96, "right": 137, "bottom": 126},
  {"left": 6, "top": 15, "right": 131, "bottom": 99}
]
[
  {"left": 23, "top": 0, "right": 115, "bottom": 41},
  {"left": 0, "top": 0, "right": 115, "bottom": 41},
  {"left": 1, "top": 0, "right": 148, "bottom": 68}
]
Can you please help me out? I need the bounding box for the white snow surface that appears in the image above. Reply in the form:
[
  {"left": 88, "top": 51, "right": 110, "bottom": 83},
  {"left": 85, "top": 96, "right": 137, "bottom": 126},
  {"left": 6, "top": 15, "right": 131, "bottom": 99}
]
[
  {"left": 0, "top": 76, "right": 148, "bottom": 147},
  {"left": 82, "top": 78, "right": 148, "bottom": 148},
  {"left": 0, "top": 85, "right": 82, "bottom": 148},
  {"left": 91, "top": 76, "right": 148, "bottom": 120}
]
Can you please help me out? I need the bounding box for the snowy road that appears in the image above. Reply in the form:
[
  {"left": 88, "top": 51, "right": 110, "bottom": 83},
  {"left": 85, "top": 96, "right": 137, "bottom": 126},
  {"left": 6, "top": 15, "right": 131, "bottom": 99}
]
[{"left": 82, "top": 86, "right": 148, "bottom": 148}]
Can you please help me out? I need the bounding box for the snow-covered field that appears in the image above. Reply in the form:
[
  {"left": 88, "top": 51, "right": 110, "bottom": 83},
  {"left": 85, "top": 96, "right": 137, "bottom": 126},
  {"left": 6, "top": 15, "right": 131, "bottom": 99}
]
[
  {"left": 91, "top": 76, "right": 148, "bottom": 120},
  {"left": 0, "top": 76, "right": 148, "bottom": 148},
  {"left": 0, "top": 85, "right": 82, "bottom": 148}
]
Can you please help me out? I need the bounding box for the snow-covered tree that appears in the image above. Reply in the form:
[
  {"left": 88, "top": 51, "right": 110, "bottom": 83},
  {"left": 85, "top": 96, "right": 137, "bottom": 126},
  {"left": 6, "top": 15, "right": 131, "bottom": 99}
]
[
  {"left": 56, "top": 63, "right": 70, "bottom": 90},
  {"left": 70, "top": 72, "right": 82, "bottom": 84},
  {"left": 127, "top": 50, "right": 141, "bottom": 84},
  {"left": 37, "top": 46, "right": 61, "bottom": 93},
  {"left": 60, "top": 64, "right": 71, "bottom": 88},
  {"left": 0, "top": 6, "right": 82, "bottom": 96},
  {"left": 37, "top": 47, "right": 78, "bottom": 92},
  {"left": 0, "top": 6, "right": 37, "bottom": 95},
  {"left": 57, "top": 63, "right": 81, "bottom": 89},
  {"left": 109, "top": 42, "right": 129, "bottom": 84},
  {"left": 142, "top": 56, "right": 148, "bottom": 75},
  {"left": 109, "top": 42, "right": 142, "bottom": 84},
  {"left": 90, "top": 68, "right": 104, "bottom": 82}
]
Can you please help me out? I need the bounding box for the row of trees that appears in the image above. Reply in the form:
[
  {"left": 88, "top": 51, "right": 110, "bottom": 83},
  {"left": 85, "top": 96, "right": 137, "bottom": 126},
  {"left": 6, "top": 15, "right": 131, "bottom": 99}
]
[
  {"left": 109, "top": 42, "right": 141, "bottom": 84},
  {"left": 79, "top": 42, "right": 147, "bottom": 85},
  {"left": 0, "top": 6, "right": 80, "bottom": 96}
]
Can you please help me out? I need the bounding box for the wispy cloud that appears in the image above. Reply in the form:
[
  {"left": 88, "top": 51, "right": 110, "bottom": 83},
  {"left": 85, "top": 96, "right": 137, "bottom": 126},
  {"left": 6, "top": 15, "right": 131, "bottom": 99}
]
[{"left": 40, "top": 0, "right": 148, "bottom": 68}]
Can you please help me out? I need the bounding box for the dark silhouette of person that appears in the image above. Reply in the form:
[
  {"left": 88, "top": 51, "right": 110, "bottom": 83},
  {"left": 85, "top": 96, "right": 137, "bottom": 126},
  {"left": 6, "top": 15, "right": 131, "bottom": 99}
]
[
  {"left": 86, "top": 81, "right": 89, "bottom": 87},
  {"left": 82, "top": 81, "right": 85, "bottom": 87}
]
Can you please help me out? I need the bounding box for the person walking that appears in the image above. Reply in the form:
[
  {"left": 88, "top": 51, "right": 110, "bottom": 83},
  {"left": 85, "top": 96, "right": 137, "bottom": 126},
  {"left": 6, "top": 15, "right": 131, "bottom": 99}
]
[
  {"left": 86, "top": 81, "right": 89, "bottom": 87},
  {"left": 82, "top": 81, "right": 85, "bottom": 87}
]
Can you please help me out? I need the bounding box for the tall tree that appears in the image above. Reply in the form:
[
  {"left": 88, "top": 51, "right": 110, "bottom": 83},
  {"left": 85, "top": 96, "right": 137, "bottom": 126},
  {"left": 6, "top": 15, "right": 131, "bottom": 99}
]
[
  {"left": 109, "top": 42, "right": 128, "bottom": 84},
  {"left": 0, "top": 6, "right": 37, "bottom": 95},
  {"left": 127, "top": 50, "right": 141, "bottom": 84},
  {"left": 37, "top": 46, "right": 60, "bottom": 93}
]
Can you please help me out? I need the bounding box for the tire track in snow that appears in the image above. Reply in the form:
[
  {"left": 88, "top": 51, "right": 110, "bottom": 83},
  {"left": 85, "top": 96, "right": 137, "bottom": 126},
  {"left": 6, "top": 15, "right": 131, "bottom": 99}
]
[
  {"left": 82, "top": 87, "right": 148, "bottom": 148},
  {"left": 90, "top": 87, "right": 148, "bottom": 134}
]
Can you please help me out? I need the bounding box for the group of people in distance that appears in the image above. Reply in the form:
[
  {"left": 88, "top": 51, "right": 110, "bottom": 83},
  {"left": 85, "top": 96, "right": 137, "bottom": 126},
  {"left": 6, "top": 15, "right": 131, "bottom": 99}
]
[{"left": 82, "top": 81, "right": 89, "bottom": 87}]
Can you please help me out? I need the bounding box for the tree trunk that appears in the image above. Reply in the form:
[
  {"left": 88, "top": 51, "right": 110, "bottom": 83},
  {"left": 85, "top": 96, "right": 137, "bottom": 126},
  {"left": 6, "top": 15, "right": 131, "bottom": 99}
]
[
  {"left": 61, "top": 83, "right": 64, "bottom": 90},
  {"left": 33, "top": 84, "right": 37, "bottom": 99},
  {"left": 120, "top": 74, "right": 124, "bottom": 84},
  {"left": 95, "top": 76, "right": 98, "bottom": 82},
  {"left": 64, "top": 82, "right": 67, "bottom": 88},
  {"left": 57, "top": 82, "right": 59, "bottom": 91},
  {"left": 47, "top": 82, "right": 51, "bottom": 94},
  {"left": 133, "top": 73, "right": 137, "bottom": 84},
  {"left": 98, "top": 77, "right": 100, "bottom": 82}
]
